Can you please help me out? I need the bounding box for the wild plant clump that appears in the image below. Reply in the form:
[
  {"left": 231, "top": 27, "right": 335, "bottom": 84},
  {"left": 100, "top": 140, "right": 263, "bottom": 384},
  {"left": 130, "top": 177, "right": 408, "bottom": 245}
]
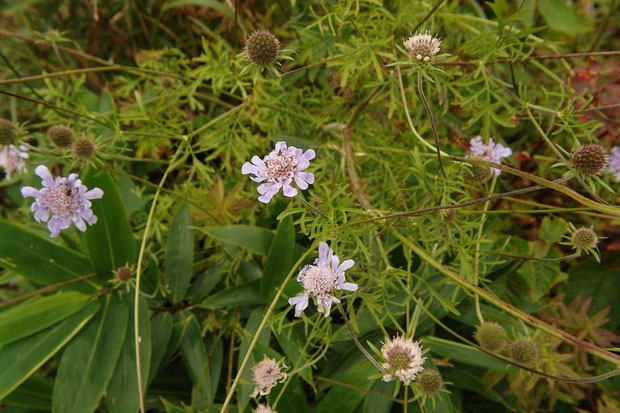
[{"left": 0, "top": 1, "right": 619, "bottom": 413}]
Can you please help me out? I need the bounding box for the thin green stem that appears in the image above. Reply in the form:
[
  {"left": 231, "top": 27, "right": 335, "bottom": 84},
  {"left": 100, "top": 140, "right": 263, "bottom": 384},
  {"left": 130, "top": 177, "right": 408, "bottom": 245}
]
[
  {"left": 134, "top": 142, "right": 186, "bottom": 413},
  {"left": 295, "top": 194, "right": 328, "bottom": 219},
  {"left": 474, "top": 175, "right": 497, "bottom": 324},
  {"left": 336, "top": 302, "right": 384, "bottom": 372},
  {"left": 417, "top": 70, "right": 446, "bottom": 177},
  {"left": 490, "top": 251, "right": 581, "bottom": 262},
  {"left": 219, "top": 243, "right": 316, "bottom": 412}
]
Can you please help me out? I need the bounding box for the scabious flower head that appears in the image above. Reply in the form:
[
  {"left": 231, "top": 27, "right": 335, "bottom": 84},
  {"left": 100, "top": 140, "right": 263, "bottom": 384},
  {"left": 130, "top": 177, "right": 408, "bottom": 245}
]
[
  {"left": 469, "top": 136, "right": 512, "bottom": 176},
  {"left": 475, "top": 322, "right": 507, "bottom": 353},
  {"left": 403, "top": 31, "right": 441, "bottom": 62},
  {"left": 510, "top": 338, "right": 538, "bottom": 365},
  {"left": 255, "top": 404, "right": 277, "bottom": 413},
  {"left": 0, "top": 144, "right": 29, "bottom": 179},
  {"left": 417, "top": 370, "right": 442, "bottom": 396},
  {"left": 0, "top": 118, "right": 18, "bottom": 146},
  {"left": 462, "top": 156, "right": 493, "bottom": 184},
  {"left": 116, "top": 266, "right": 132, "bottom": 282},
  {"left": 571, "top": 227, "right": 598, "bottom": 251},
  {"left": 73, "top": 136, "right": 96, "bottom": 159},
  {"left": 48, "top": 125, "right": 74, "bottom": 148},
  {"left": 288, "top": 242, "right": 358, "bottom": 317},
  {"left": 242, "top": 141, "right": 315, "bottom": 203},
  {"left": 381, "top": 335, "right": 426, "bottom": 385},
  {"left": 608, "top": 147, "right": 620, "bottom": 182},
  {"left": 244, "top": 29, "right": 281, "bottom": 66},
  {"left": 251, "top": 357, "right": 287, "bottom": 398},
  {"left": 21, "top": 165, "right": 103, "bottom": 238},
  {"left": 571, "top": 143, "right": 607, "bottom": 176}
]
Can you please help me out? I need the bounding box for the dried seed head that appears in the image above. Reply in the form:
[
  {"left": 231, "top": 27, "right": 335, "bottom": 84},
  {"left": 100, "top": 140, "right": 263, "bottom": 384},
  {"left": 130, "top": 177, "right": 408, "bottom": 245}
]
[
  {"left": 161, "top": 76, "right": 173, "bottom": 88},
  {"left": 48, "top": 125, "right": 74, "bottom": 148},
  {"left": 116, "top": 266, "right": 132, "bottom": 282},
  {"left": 475, "top": 322, "right": 506, "bottom": 353},
  {"left": 571, "top": 144, "right": 607, "bottom": 176},
  {"left": 463, "top": 158, "right": 492, "bottom": 184},
  {"left": 244, "top": 29, "right": 281, "bottom": 66},
  {"left": 510, "top": 338, "right": 538, "bottom": 365},
  {"left": 417, "top": 370, "right": 442, "bottom": 396},
  {"left": 0, "top": 118, "right": 18, "bottom": 146},
  {"left": 571, "top": 227, "right": 598, "bottom": 250},
  {"left": 73, "top": 136, "right": 96, "bottom": 159},
  {"left": 251, "top": 358, "right": 287, "bottom": 397}
]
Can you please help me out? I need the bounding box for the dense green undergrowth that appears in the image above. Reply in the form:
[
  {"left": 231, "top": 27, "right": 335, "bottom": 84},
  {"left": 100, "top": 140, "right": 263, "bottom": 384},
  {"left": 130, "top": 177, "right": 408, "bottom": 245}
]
[{"left": 0, "top": 0, "right": 619, "bottom": 412}]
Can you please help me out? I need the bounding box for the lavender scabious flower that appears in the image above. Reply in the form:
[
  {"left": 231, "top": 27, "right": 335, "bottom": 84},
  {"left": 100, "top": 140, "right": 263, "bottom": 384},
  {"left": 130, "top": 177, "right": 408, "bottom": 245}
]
[
  {"left": 242, "top": 141, "right": 315, "bottom": 203},
  {"left": 0, "top": 144, "right": 28, "bottom": 179},
  {"left": 381, "top": 335, "right": 426, "bottom": 385},
  {"left": 469, "top": 136, "right": 512, "bottom": 176},
  {"left": 21, "top": 165, "right": 103, "bottom": 238},
  {"left": 288, "top": 242, "right": 358, "bottom": 317},
  {"left": 251, "top": 358, "right": 287, "bottom": 398},
  {"left": 255, "top": 404, "right": 277, "bottom": 413},
  {"left": 404, "top": 31, "right": 441, "bottom": 62},
  {"left": 608, "top": 147, "right": 620, "bottom": 182}
]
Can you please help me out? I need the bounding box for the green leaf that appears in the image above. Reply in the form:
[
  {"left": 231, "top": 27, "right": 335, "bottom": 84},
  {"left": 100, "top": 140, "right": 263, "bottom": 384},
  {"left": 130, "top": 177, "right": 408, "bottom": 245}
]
[
  {"left": 187, "top": 266, "right": 225, "bottom": 304},
  {"left": 2, "top": 377, "right": 53, "bottom": 410},
  {"left": 537, "top": 0, "right": 592, "bottom": 35},
  {"left": 421, "top": 336, "right": 511, "bottom": 371},
  {"left": 164, "top": 202, "right": 193, "bottom": 303},
  {"left": 52, "top": 295, "right": 128, "bottom": 413},
  {"left": 0, "top": 219, "right": 95, "bottom": 292},
  {"left": 538, "top": 216, "right": 567, "bottom": 245},
  {"left": 0, "top": 292, "right": 91, "bottom": 346},
  {"left": 362, "top": 380, "right": 394, "bottom": 413},
  {"left": 204, "top": 225, "right": 274, "bottom": 256},
  {"left": 149, "top": 312, "right": 173, "bottom": 383},
  {"left": 105, "top": 295, "right": 151, "bottom": 413},
  {"left": 198, "top": 280, "right": 265, "bottom": 309},
  {"left": 277, "top": 377, "right": 310, "bottom": 413},
  {"left": 179, "top": 314, "right": 212, "bottom": 404},
  {"left": 0, "top": 301, "right": 99, "bottom": 400},
  {"left": 82, "top": 169, "right": 135, "bottom": 277},
  {"left": 316, "top": 360, "right": 376, "bottom": 413},
  {"left": 260, "top": 216, "right": 295, "bottom": 298}
]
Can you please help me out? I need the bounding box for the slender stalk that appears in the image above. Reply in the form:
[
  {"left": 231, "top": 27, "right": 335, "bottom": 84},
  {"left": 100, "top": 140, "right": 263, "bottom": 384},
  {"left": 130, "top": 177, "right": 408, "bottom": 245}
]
[
  {"left": 315, "top": 376, "right": 405, "bottom": 403},
  {"left": 391, "top": 228, "right": 620, "bottom": 365},
  {"left": 133, "top": 142, "right": 186, "bottom": 413},
  {"left": 0, "top": 273, "right": 97, "bottom": 309},
  {"left": 281, "top": 47, "right": 365, "bottom": 78},
  {"left": 295, "top": 194, "right": 328, "bottom": 219},
  {"left": 417, "top": 71, "right": 446, "bottom": 177},
  {"left": 438, "top": 50, "right": 620, "bottom": 66},
  {"left": 412, "top": 0, "right": 447, "bottom": 33},
  {"left": 490, "top": 251, "right": 582, "bottom": 262},
  {"left": 336, "top": 302, "right": 384, "bottom": 372},
  {"left": 219, "top": 244, "right": 316, "bottom": 412},
  {"left": 474, "top": 175, "right": 497, "bottom": 324}
]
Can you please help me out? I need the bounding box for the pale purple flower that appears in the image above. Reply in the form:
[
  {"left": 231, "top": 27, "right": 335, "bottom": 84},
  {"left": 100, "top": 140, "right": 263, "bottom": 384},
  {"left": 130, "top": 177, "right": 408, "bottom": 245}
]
[
  {"left": 404, "top": 31, "right": 441, "bottom": 62},
  {"left": 255, "top": 404, "right": 277, "bottom": 413},
  {"left": 21, "top": 165, "right": 103, "bottom": 238},
  {"left": 288, "top": 242, "right": 358, "bottom": 317},
  {"left": 251, "top": 358, "right": 287, "bottom": 398},
  {"left": 0, "top": 144, "right": 28, "bottom": 179},
  {"left": 608, "top": 147, "right": 620, "bottom": 182},
  {"left": 242, "top": 141, "right": 315, "bottom": 203},
  {"left": 469, "top": 136, "right": 512, "bottom": 176},
  {"left": 381, "top": 335, "right": 426, "bottom": 385}
]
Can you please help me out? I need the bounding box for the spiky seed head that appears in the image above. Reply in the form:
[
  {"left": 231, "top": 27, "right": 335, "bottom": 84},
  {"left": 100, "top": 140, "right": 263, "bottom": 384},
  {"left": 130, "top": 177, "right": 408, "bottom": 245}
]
[
  {"left": 116, "top": 266, "right": 132, "bottom": 282},
  {"left": 244, "top": 29, "right": 281, "bottom": 66},
  {"left": 417, "top": 370, "right": 442, "bottom": 396},
  {"left": 161, "top": 76, "right": 173, "bottom": 88},
  {"left": 571, "top": 227, "right": 598, "bottom": 250},
  {"left": 0, "top": 118, "right": 18, "bottom": 146},
  {"left": 475, "top": 322, "right": 506, "bottom": 353},
  {"left": 463, "top": 158, "right": 492, "bottom": 184},
  {"left": 48, "top": 125, "right": 74, "bottom": 148},
  {"left": 73, "top": 136, "right": 95, "bottom": 159},
  {"left": 510, "top": 338, "right": 538, "bottom": 365},
  {"left": 571, "top": 144, "right": 607, "bottom": 176}
]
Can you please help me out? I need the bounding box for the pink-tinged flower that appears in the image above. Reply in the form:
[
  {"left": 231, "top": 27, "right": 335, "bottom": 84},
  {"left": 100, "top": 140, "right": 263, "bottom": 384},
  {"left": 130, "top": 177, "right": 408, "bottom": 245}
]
[
  {"left": 404, "top": 31, "right": 441, "bottom": 62},
  {"left": 255, "top": 404, "right": 277, "bottom": 413},
  {"left": 608, "top": 147, "right": 620, "bottom": 182},
  {"left": 469, "top": 136, "right": 512, "bottom": 176},
  {"left": 0, "top": 144, "right": 28, "bottom": 179},
  {"left": 242, "top": 141, "right": 315, "bottom": 203},
  {"left": 381, "top": 335, "right": 426, "bottom": 385},
  {"left": 251, "top": 358, "right": 287, "bottom": 398},
  {"left": 21, "top": 165, "right": 103, "bottom": 238},
  {"left": 288, "top": 242, "right": 358, "bottom": 317}
]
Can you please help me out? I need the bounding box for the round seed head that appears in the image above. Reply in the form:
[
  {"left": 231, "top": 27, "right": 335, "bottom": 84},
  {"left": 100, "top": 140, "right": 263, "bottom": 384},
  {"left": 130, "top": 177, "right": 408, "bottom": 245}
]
[
  {"left": 73, "top": 136, "right": 96, "bottom": 159},
  {"left": 116, "top": 266, "right": 132, "bottom": 282},
  {"left": 475, "top": 322, "right": 507, "bottom": 353},
  {"left": 161, "top": 76, "right": 173, "bottom": 88},
  {"left": 244, "top": 29, "right": 281, "bottom": 66},
  {"left": 417, "top": 370, "right": 442, "bottom": 396},
  {"left": 48, "top": 125, "right": 74, "bottom": 148},
  {"left": 0, "top": 118, "right": 18, "bottom": 146},
  {"left": 571, "top": 144, "right": 607, "bottom": 176},
  {"left": 463, "top": 158, "right": 492, "bottom": 184},
  {"left": 510, "top": 338, "right": 538, "bottom": 365},
  {"left": 571, "top": 227, "right": 598, "bottom": 250}
]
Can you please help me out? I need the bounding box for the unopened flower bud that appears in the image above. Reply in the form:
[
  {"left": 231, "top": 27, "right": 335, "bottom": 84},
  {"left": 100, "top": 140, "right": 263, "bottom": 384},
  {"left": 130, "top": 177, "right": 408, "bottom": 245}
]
[
  {"left": 510, "top": 338, "right": 538, "bottom": 365},
  {"left": 571, "top": 143, "right": 607, "bottom": 176},
  {"left": 417, "top": 370, "right": 442, "bottom": 396},
  {"left": 244, "top": 29, "right": 281, "bottom": 66},
  {"left": 475, "top": 322, "right": 506, "bottom": 353},
  {"left": 73, "top": 136, "right": 96, "bottom": 159},
  {"left": 571, "top": 227, "right": 598, "bottom": 250},
  {"left": 0, "top": 118, "right": 18, "bottom": 146},
  {"left": 48, "top": 125, "right": 74, "bottom": 148}
]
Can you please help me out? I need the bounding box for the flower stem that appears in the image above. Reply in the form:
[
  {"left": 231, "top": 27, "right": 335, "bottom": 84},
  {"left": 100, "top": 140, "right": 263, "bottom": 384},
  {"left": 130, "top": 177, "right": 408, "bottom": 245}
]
[
  {"left": 474, "top": 175, "right": 497, "bottom": 324},
  {"left": 417, "top": 70, "right": 446, "bottom": 177},
  {"left": 219, "top": 244, "right": 316, "bottom": 413},
  {"left": 336, "top": 302, "right": 384, "bottom": 372},
  {"left": 295, "top": 194, "right": 328, "bottom": 219}
]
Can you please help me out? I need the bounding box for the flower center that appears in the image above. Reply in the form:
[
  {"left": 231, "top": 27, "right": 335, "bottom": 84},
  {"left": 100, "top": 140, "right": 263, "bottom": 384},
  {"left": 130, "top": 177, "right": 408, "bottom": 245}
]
[
  {"left": 302, "top": 266, "right": 336, "bottom": 296},
  {"left": 47, "top": 184, "right": 80, "bottom": 216},
  {"left": 387, "top": 346, "right": 411, "bottom": 370},
  {"left": 265, "top": 154, "right": 297, "bottom": 181}
]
